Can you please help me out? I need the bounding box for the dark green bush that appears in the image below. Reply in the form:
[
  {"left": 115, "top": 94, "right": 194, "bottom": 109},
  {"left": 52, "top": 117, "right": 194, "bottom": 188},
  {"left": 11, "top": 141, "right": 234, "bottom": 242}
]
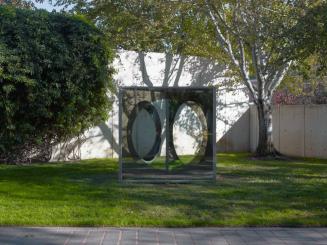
[{"left": 0, "top": 6, "right": 114, "bottom": 163}]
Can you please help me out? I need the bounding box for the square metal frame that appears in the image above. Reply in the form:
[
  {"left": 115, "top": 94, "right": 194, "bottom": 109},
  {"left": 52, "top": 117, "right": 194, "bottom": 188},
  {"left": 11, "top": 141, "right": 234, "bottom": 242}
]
[{"left": 118, "top": 86, "right": 216, "bottom": 183}]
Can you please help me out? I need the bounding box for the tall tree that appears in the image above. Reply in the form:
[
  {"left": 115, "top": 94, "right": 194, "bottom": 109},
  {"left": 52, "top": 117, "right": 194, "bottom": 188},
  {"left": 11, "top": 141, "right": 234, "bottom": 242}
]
[
  {"left": 202, "top": 0, "right": 322, "bottom": 156},
  {"left": 40, "top": 0, "right": 321, "bottom": 156}
]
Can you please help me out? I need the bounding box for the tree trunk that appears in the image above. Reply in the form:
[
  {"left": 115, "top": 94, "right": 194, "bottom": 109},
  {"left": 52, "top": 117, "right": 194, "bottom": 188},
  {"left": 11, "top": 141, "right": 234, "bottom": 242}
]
[{"left": 256, "top": 99, "right": 276, "bottom": 156}]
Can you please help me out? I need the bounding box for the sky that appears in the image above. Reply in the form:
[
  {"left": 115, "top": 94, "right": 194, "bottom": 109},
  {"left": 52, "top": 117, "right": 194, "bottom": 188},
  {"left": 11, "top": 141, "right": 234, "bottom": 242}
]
[{"left": 32, "top": 1, "right": 63, "bottom": 11}]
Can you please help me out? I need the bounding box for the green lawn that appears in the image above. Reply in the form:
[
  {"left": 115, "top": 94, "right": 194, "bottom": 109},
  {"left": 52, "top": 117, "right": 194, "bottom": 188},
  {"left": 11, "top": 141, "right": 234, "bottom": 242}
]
[{"left": 0, "top": 153, "right": 326, "bottom": 227}]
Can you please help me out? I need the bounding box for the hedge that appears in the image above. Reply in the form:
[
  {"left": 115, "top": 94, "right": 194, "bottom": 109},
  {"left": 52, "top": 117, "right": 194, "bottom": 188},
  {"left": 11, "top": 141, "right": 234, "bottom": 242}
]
[{"left": 0, "top": 6, "right": 114, "bottom": 163}]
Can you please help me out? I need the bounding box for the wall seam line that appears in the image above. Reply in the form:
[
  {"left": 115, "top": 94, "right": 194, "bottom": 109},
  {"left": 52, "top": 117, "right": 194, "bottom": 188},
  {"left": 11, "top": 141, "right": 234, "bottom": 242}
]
[{"left": 304, "top": 105, "right": 306, "bottom": 158}]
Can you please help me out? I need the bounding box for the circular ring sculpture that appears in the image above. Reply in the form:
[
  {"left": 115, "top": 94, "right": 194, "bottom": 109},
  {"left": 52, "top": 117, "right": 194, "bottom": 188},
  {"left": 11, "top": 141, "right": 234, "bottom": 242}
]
[
  {"left": 119, "top": 87, "right": 216, "bottom": 182},
  {"left": 127, "top": 101, "right": 162, "bottom": 162},
  {"left": 127, "top": 100, "right": 208, "bottom": 165}
]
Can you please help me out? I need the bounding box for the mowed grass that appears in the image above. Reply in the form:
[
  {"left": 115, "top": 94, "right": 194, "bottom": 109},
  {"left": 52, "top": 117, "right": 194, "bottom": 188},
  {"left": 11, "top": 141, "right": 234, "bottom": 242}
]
[{"left": 0, "top": 153, "right": 326, "bottom": 227}]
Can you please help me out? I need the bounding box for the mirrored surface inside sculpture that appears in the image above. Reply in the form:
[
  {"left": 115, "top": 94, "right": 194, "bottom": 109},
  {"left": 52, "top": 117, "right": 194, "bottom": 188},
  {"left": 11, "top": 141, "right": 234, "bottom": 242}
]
[{"left": 119, "top": 87, "right": 216, "bottom": 182}]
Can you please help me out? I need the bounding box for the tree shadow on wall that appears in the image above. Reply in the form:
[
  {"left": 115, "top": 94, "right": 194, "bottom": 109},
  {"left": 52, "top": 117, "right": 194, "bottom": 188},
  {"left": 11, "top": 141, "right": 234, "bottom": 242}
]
[
  {"left": 99, "top": 52, "right": 249, "bottom": 156},
  {"left": 55, "top": 51, "right": 250, "bottom": 160}
]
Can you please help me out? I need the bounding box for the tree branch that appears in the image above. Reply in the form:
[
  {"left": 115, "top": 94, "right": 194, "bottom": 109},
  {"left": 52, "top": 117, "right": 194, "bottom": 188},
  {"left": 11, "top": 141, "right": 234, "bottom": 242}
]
[
  {"left": 205, "top": 0, "right": 232, "bottom": 56},
  {"left": 266, "top": 61, "right": 292, "bottom": 94},
  {"left": 205, "top": 0, "right": 256, "bottom": 99}
]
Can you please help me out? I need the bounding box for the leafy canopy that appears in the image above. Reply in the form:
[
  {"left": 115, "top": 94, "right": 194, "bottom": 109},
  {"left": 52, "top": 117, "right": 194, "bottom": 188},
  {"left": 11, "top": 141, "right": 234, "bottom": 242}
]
[
  {"left": 36, "top": 0, "right": 218, "bottom": 56},
  {"left": 39, "top": 0, "right": 324, "bottom": 74},
  {"left": 0, "top": 0, "right": 34, "bottom": 8}
]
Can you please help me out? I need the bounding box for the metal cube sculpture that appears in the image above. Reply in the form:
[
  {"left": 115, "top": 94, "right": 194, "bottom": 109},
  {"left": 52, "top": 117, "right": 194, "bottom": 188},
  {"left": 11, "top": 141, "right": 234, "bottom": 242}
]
[{"left": 119, "top": 87, "right": 216, "bottom": 182}]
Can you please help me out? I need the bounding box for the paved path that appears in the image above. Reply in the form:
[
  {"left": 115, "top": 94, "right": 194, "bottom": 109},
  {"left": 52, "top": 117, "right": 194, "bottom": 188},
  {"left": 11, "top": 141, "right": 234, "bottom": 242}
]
[{"left": 0, "top": 227, "right": 326, "bottom": 245}]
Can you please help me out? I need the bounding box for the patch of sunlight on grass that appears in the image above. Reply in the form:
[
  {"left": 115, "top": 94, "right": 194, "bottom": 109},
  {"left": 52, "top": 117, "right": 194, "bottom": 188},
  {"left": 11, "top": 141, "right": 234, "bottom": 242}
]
[{"left": 0, "top": 154, "right": 326, "bottom": 226}]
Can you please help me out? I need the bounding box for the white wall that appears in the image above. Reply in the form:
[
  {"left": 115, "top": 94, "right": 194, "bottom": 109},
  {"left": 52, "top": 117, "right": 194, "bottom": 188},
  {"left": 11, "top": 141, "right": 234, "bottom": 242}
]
[
  {"left": 51, "top": 50, "right": 327, "bottom": 160},
  {"left": 51, "top": 50, "right": 250, "bottom": 161}
]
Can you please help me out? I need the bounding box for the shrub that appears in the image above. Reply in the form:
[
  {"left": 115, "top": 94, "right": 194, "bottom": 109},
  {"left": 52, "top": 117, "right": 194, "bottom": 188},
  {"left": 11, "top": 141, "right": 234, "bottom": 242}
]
[{"left": 0, "top": 6, "right": 114, "bottom": 163}]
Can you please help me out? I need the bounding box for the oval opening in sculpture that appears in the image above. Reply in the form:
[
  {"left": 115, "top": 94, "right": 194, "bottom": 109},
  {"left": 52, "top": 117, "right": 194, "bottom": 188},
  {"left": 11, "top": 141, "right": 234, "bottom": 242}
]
[
  {"left": 127, "top": 101, "right": 161, "bottom": 163},
  {"left": 172, "top": 102, "right": 208, "bottom": 164}
]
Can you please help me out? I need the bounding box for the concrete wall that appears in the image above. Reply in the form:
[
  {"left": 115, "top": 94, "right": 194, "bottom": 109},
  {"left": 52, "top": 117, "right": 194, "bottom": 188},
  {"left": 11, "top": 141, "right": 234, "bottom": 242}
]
[
  {"left": 51, "top": 50, "right": 250, "bottom": 161},
  {"left": 50, "top": 49, "right": 327, "bottom": 161},
  {"left": 217, "top": 108, "right": 250, "bottom": 152},
  {"left": 50, "top": 49, "right": 327, "bottom": 160},
  {"left": 250, "top": 104, "right": 327, "bottom": 159}
]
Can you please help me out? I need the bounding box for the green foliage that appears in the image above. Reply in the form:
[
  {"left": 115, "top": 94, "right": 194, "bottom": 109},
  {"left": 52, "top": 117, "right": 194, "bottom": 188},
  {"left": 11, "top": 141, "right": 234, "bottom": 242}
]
[
  {"left": 278, "top": 2, "right": 327, "bottom": 97},
  {"left": 81, "top": 1, "right": 206, "bottom": 54},
  {"left": 0, "top": 6, "right": 114, "bottom": 163},
  {"left": 0, "top": 0, "right": 35, "bottom": 8},
  {"left": 293, "top": 3, "right": 327, "bottom": 71},
  {"left": 37, "top": 0, "right": 221, "bottom": 56},
  {"left": 280, "top": 55, "right": 325, "bottom": 96},
  {"left": 42, "top": 1, "right": 324, "bottom": 76}
]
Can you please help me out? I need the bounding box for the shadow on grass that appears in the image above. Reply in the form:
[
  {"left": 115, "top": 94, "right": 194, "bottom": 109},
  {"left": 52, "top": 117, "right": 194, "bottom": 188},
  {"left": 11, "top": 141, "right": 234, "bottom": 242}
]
[{"left": 0, "top": 154, "right": 326, "bottom": 226}]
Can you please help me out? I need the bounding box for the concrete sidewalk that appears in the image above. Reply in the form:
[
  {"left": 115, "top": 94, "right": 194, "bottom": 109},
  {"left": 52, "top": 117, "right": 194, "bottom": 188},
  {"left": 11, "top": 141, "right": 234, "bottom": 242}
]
[{"left": 0, "top": 227, "right": 326, "bottom": 245}]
